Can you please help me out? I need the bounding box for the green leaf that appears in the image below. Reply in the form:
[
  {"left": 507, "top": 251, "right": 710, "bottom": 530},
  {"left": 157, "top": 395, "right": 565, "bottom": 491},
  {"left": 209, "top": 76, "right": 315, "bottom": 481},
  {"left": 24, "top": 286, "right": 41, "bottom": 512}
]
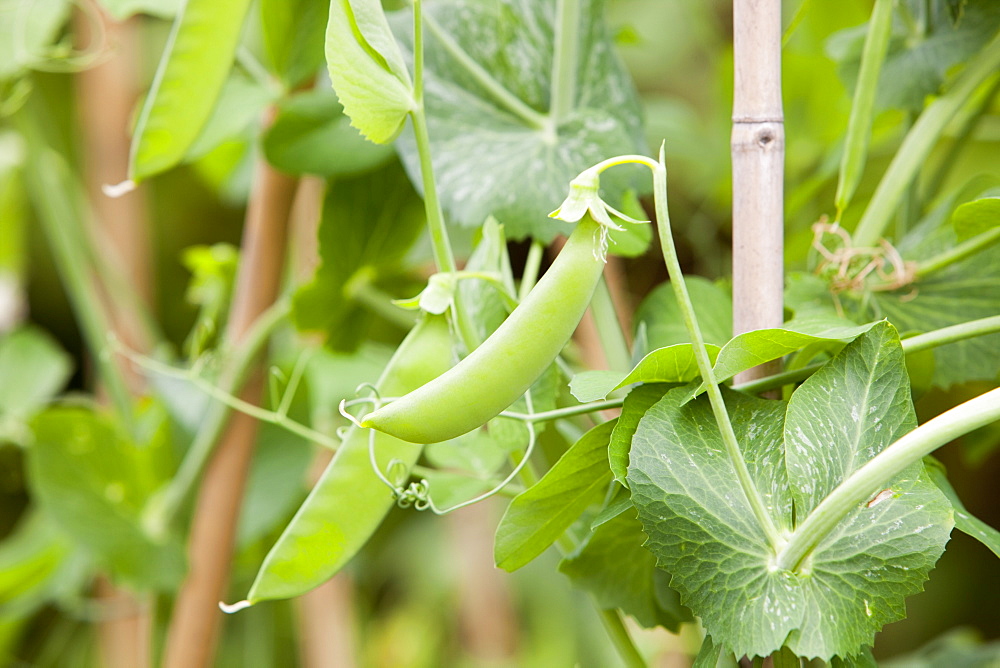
[
  {"left": 325, "top": 0, "right": 415, "bottom": 144},
  {"left": 0, "top": 0, "right": 71, "bottom": 81},
  {"left": 559, "top": 509, "right": 690, "bottom": 630},
  {"left": 185, "top": 71, "right": 276, "bottom": 161},
  {"left": 0, "top": 511, "right": 88, "bottom": 617},
  {"left": 292, "top": 160, "right": 425, "bottom": 348},
  {"left": 455, "top": 218, "right": 514, "bottom": 347},
  {"left": 924, "top": 457, "right": 1000, "bottom": 560},
  {"left": 129, "top": 0, "right": 255, "bottom": 181},
  {"left": 27, "top": 408, "right": 185, "bottom": 591},
  {"left": 951, "top": 196, "right": 1000, "bottom": 242},
  {"left": 262, "top": 90, "right": 395, "bottom": 177},
  {"left": 0, "top": 326, "right": 72, "bottom": 420},
  {"left": 494, "top": 419, "right": 615, "bottom": 572},
  {"left": 393, "top": 0, "right": 648, "bottom": 241},
  {"left": 881, "top": 627, "right": 1000, "bottom": 667},
  {"left": 570, "top": 344, "right": 718, "bottom": 403},
  {"left": 568, "top": 370, "right": 627, "bottom": 402},
  {"left": 636, "top": 277, "right": 733, "bottom": 350},
  {"left": 628, "top": 326, "right": 952, "bottom": 659},
  {"left": 260, "top": 0, "right": 326, "bottom": 87},
  {"left": 608, "top": 384, "right": 671, "bottom": 487},
  {"left": 605, "top": 190, "right": 652, "bottom": 258}
]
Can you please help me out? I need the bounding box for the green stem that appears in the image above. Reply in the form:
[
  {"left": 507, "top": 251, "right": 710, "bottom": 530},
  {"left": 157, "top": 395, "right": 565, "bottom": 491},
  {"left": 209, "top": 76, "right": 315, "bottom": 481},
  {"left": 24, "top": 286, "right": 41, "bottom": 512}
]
[
  {"left": 347, "top": 278, "right": 418, "bottom": 329},
  {"left": 411, "top": 1, "right": 478, "bottom": 352},
  {"left": 548, "top": 0, "right": 580, "bottom": 134},
  {"left": 914, "top": 226, "right": 1000, "bottom": 278},
  {"left": 591, "top": 277, "right": 632, "bottom": 373},
  {"left": 852, "top": 35, "right": 1000, "bottom": 247},
  {"left": 650, "top": 148, "right": 784, "bottom": 551},
  {"left": 23, "top": 145, "right": 136, "bottom": 435},
  {"left": 501, "top": 398, "right": 624, "bottom": 423},
  {"left": 834, "top": 0, "right": 894, "bottom": 220},
  {"left": 143, "top": 299, "right": 290, "bottom": 536},
  {"left": 776, "top": 385, "right": 1000, "bottom": 571},
  {"left": 597, "top": 608, "right": 647, "bottom": 668},
  {"left": 901, "top": 315, "right": 1000, "bottom": 354},
  {"left": 519, "top": 240, "right": 545, "bottom": 302},
  {"left": 422, "top": 14, "right": 546, "bottom": 130}
]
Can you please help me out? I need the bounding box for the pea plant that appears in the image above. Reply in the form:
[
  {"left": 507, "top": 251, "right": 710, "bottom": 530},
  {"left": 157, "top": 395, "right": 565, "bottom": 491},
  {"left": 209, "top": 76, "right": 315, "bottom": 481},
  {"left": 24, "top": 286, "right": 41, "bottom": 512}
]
[{"left": 2, "top": 0, "right": 999, "bottom": 666}]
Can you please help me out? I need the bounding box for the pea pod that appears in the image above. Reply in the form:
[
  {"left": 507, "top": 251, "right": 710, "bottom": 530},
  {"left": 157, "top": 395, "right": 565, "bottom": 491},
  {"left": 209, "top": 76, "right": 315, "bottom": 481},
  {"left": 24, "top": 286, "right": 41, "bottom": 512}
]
[
  {"left": 244, "top": 314, "right": 453, "bottom": 604},
  {"left": 361, "top": 215, "right": 605, "bottom": 444}
]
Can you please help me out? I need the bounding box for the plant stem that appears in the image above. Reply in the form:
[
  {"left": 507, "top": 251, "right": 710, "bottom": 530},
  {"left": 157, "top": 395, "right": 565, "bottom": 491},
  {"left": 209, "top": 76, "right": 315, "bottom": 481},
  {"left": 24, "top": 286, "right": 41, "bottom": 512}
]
[
  {"left": 651, "top": 150, "right": 784, "bottom": 551},
  {"left": 519, "top": 240, "right": 545, "bottom": 302},
  {"left": 776, "top": 386, "right": 1000, "bottom": 571},
  {"left": 411, "top": 1, "right": 478, "bottom": 351},
  {"left": 422, "top": 13, "right": 546, "bottom": 130},
  {"left": 548, "top": 0, "right": 580, "bottom": 134},
  {"left": 501, "top": 399, "right": 624, "bottom": 423},
  {"left": 144, "top": 298, "right": 290, "bottom": 535},
  {"left": 852, "top": 34, "right": 1000, "bottom": 247},
  {"left": 914, "top": 226, "right": 1000, "bottom": 278},
  {"left": 598, "top": 608, "right": 647, "bottom": 668},
  {"left": 834, "top": 0, "right": 894, "bottom": 220},
  {"left": 23, "top": 146, "right": 136, "bottom": 434},
  {"left": 901, "top": 315, "right": 1000, "bottom": 354}
]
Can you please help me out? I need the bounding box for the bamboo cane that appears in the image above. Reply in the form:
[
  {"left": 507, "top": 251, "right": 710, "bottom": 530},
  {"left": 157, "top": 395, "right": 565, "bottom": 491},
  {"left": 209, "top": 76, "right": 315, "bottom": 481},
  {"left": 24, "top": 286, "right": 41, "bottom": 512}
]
[
  {"left": 732, "top": 0, "right": 785, "bottom": 385},
  {"left": 162, "top": 108, "right": 297, "bottom": 668}
]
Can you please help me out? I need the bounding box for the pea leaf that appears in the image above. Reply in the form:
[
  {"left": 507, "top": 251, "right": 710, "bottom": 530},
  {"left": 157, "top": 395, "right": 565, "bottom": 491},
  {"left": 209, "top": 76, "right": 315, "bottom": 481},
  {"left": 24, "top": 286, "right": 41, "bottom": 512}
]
[
  {"left": 559, "top": 508, "right": 690, "bottom": 630},
  {"left": 392, "top": 0, "right": 647, "bottom": 241},
  {"left": 628, "top": 324, "right": 953, "bottom": 660},
  {"left": 608, "top": 384, "right": 672, "bottom": 487},
  {"left": 185, "top": 71, "right": 276, "bottom": 161},
  {"left": 494, "top": 420, "right": 615, "bottom": 572},
  {"left": 951, "top": 195, "right": 1000, "bottom": 242},
  {"left": 0, "top": 326, "right": 72, "bottom": 420},
  {"left": 292, "top": 160, "right": 424, "bottom": 349},
  {"left": 260, "top": 0, "right": 326, "bottom": 87},
  {"left": 635, "top": 277, "right": 733, "bottom": 350},
  {"left": 924, "top": 457, "right": 1000, "bottom": 560},
  {"left": 129, "top": 0, "right": 255, "bottom": 181},
  {"left": 880, "top": 627, "right": 1000, "bottom": 667},
  {"left": 26, "top": 408, "right": 185, "bottom": 591},
  {"left": 262, "top": 90, "right": 395, "bottom": 177},
  {"left": 325, "top": 0, "right": 415, "bottom": 144}
]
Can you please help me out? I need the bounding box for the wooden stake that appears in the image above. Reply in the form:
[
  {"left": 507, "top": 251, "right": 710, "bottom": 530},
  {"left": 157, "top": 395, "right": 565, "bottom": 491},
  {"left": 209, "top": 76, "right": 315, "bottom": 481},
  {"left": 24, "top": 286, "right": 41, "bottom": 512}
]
[
  {"left": 732, "top": 0, "right": 785, "bottom": 385},
  {"left": 162, "top": 109, "right": 297, "bottom": 668}
]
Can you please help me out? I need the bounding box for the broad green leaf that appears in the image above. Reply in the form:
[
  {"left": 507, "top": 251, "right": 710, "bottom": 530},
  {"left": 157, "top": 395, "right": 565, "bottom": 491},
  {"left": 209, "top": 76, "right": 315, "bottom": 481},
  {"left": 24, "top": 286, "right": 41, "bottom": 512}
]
[
  {"left": 925, "top": 457, "right": 1000, "bottom": 560},
  {"left": 0, "top": 0, "right": 71, "bottom": 81},
  {"left": 636, "top": 277, "right": 733, "bottom": 350},
  {"left": 292, "top": 160, "right": 425, "bottom": 349},
  {"left": 0, "top": 326, "right": 72, "bottom": 420},
  {"left": 710, "top": 321, "right": 878, "bottom": 387},
  {"left": 325, "top": 0, "right": 415, "bottom": 144},
  {"left": 97, "top": 0, "right": 180, "bottom": 19},
  {"left": 570, "top": 344, "right": 717, "bottom": 403},
  {"left": 262, "top": 90, "right": 395, "bottom": 177},
  {"left": 628, "top": 326, "right": 952, "bottom": 659},
  {"left": 494, "top": 420, "right": 615, "bottom": 572},
  {"left": 693, "top": 636, "right": 736, "bottom": 668},
  {"left": 185, "top": 71, "right": 276, "bottom": 160},
  {"left": 129, "top": 0, "right": 254, "bottom": 181},
  {"left": 568, "top": 370, "right": 627, "bottom": 402},
  {"left": 0, "top": 511, "right": 88, "bottom": 617},
  {"left": 392, "top": 0, "right": 648, "bottom": 241},
  {"left": 559, "top": 509, "right": 690, "bottom": 630},
  {"left": 27, "top": 408, "right": 185, "bottom": 591},
  {"left": 608, "top": 384, "right": 671, "bottom": 486},
  {"left": 455, "top": 217, "right": 513, "bottom": 347},
  {"left": 260, "top": 0, "right": 327, "bottom": 87},
  {"left": 951, "top": 196, "right": 1000, "bottom": 241},
  {"left": 881, "top": 627, "right": 1000, "bottom": 667}
]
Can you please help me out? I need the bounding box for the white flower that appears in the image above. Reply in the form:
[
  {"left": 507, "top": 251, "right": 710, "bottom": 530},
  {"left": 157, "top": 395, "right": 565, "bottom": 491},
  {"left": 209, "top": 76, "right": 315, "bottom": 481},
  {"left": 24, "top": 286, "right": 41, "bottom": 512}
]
[{"left": 548, "top": 167, "right": 648, "bottom": 231}]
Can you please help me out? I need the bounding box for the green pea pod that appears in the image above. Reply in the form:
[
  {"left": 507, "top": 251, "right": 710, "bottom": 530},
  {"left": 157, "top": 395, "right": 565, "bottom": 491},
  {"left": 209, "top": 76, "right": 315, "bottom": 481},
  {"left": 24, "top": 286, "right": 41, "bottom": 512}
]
[
  {"left": 244, "top": 314, "right": 453, "bottom": 604},
  {"left": 362, "top": 215, "right": 605, "bottom": 444}
]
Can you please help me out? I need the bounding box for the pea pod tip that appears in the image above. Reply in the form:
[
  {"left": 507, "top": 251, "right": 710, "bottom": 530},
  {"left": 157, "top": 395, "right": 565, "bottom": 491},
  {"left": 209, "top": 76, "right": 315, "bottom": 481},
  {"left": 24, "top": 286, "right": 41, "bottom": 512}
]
[{"left": 219, "top": 599, "right": 252, "bottom": 614}]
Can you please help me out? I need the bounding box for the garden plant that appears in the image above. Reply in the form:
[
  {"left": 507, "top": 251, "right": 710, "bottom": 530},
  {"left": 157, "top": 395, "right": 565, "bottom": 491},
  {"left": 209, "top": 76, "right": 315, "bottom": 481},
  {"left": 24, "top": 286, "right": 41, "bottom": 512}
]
[{"left": 1, "top": 0, "right": 999, "bottom": 666}]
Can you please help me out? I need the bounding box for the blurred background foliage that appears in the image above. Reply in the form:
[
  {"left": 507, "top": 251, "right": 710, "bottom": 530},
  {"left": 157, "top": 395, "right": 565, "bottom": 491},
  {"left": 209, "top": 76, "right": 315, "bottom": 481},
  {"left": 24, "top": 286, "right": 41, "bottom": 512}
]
[{"left": 0, "top": 0, "right": 998, "bottom": 665}]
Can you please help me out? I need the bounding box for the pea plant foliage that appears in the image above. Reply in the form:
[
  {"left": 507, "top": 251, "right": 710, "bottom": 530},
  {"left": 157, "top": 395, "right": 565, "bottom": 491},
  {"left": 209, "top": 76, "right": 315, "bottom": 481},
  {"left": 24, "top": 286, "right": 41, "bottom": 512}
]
[{"left": 5, "top": 0, "right": 1000, "bottom": 665}]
